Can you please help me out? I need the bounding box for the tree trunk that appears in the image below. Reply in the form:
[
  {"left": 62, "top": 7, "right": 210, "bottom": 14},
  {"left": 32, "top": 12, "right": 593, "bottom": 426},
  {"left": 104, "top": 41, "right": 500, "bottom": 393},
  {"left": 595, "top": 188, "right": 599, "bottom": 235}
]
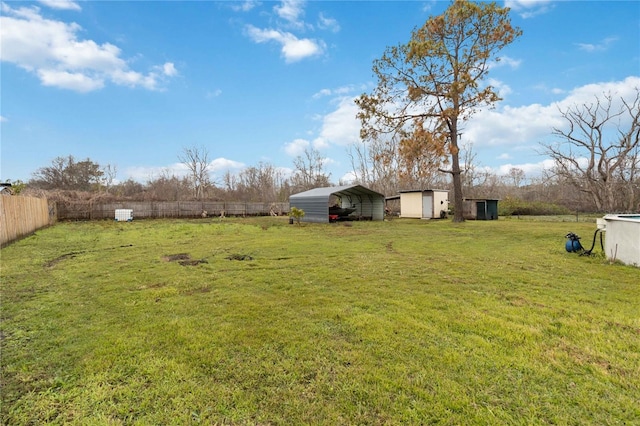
[
  {"left": 449, "top": 124, "right": 465, "bottom": 223},
  {"left": 451, "top": 149, "right": 465, "bottom": 223}
]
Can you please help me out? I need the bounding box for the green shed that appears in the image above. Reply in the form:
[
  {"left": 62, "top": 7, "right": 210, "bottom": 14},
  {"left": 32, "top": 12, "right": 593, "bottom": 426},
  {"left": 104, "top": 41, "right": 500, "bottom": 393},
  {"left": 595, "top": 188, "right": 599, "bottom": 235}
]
[{"left": 463, "top": 198, "right": 499, "bottom": 220}]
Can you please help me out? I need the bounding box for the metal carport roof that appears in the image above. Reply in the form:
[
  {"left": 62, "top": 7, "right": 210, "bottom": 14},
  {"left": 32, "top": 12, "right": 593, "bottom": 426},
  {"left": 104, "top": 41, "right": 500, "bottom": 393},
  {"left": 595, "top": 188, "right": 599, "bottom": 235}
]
[{"left": 289, "top": 185, "right": 385, "bottom": 223}]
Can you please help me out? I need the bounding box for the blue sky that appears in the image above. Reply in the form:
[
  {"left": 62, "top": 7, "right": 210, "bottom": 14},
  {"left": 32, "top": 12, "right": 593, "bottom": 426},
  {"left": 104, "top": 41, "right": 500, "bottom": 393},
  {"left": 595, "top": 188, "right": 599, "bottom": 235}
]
[{"left": 1, "top": 0, "right": 639, "bottom": 185}]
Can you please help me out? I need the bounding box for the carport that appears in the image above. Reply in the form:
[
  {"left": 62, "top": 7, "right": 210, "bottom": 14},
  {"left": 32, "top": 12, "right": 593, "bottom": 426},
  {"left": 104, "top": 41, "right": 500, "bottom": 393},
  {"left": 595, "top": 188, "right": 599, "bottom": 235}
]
[{"left": 289, "top": 185, "right": 385, "bottom": 223}]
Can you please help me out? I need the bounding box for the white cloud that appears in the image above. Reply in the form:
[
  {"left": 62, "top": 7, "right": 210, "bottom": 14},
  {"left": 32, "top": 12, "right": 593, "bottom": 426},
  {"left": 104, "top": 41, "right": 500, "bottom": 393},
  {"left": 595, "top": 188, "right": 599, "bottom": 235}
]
[
  {"left": 274, "top": 0, "right": 305, "bottom": 27},
  {"left": 38, "top": 0, "right": 81, "bottom": 11},
  {"left": 493, "top": 158, "right": 555, "bottom": 176},
  {"left": 314, "top": 97, "right": 360, "bottom": 148},
  {"left": 161, "top": 62, "right": 178, "bottom": 77},
  {"left": 576, "top": 36, "right": 618, "bottom": 53},
  {"left": 489, "top": 55, "right": 522, "bottom": 70},
  {"left": 497, "top": 153, "right": 511, "bottom": 160},
  {"left": 312, "top": 88, "right": 332, "bottom": 99},
  {"left": 281, "top": 37, "right": 324, "bottom": 62},
  {"left": 284, "top": 138, "right": 310, "bottom": 156},
  {"left": 311, "top": 137, "right": 330, "bottom": 150},
  {"left": 463, "top": 76, "right": 640, "bottom": 149},
  {"left": 464, "top": 103, "right": 560, "bottom": 147},
  {"left": 38, "top": 68, "right": 104, "bottom": 92},
  {"left": 0, "top": 4, "right": 177, "bottom": 92},
  {"left": 230, "top": 1, "right": 260, "bottom": 12},
  {"left": 504, "top": 0, "right": 554, "bottom": 18},
  {"left": 312, "top": 84, "right": 362, "bottom": 99},
  {"left": 556, "top": 76, "right": 640, "bottom": 112},
  {"left": 209, "top": 158, "right": 246, "bottom": 173},
  {"left": 245, "top": 25, "right": 324, "bottom": 62},
  {"left": 421, "top": 1, "right": 438, "bottom": 12},
  {"left": 317, "top": 13, "right": 340, "bottom": 33},
  {"left": 488, "top": 78, "right": 512, "bottom": 99},
  {"left": 125, "top": 158, "right": 245, "bottom": 182}
]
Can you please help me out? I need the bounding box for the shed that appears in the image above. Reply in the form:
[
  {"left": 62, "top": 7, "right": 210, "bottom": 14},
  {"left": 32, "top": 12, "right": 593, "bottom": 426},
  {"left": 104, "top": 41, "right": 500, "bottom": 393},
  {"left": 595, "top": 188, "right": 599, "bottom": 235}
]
[
  {"left": 463, "top": 198, "right": 499, "bottom": 220},
  {"left": 289, "top": 185, "right": 385, "bottom": 223},
  {"left": 399, "top": 189, "right": 449, "bottom": 219}
]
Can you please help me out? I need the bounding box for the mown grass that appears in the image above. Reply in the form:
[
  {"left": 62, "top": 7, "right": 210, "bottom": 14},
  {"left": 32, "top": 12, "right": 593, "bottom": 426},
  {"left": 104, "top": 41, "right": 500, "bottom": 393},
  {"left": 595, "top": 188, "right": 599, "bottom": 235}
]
[{"left": 1, "top": 217, "right": 638, "bottom": 425}]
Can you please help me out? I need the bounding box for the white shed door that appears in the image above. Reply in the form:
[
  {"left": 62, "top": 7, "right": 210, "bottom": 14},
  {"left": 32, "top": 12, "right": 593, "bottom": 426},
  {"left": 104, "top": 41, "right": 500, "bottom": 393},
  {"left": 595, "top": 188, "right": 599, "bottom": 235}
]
[{"left": 422, "top": 194, "right": 433, "bottom": 218}]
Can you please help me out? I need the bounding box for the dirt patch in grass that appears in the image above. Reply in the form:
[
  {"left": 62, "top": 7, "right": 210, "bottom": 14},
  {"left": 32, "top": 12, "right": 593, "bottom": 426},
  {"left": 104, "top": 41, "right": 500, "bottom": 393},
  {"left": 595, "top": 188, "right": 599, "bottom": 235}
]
[
  {"left": 45, "top": 245, "right": 134, "bottom": 268},
  {"left": 44, "top": 251, "right": 83, "bottom": 268},
  {"left": 226, "top": 254, "right": 253, "bottom": 261},
  {"left": 179, "top": 259, "right": 208, "bottom": 266},
  {"left": 162, "top": 253, "right": 190, "bottom": 262},
  {"left": 182, "top": 286, "right": 212, "bottom": 296},
  {"left": 162, "top": 253, "right": 208, "bottom": 266}
]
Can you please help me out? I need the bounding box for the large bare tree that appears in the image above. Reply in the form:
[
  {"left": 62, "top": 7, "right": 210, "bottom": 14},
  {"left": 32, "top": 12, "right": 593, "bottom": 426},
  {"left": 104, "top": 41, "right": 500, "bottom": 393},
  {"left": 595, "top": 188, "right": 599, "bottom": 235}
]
[
  {"left": 356, "top": 0, "right": 521, "bottom": 221},
  {"left": 290, "top": 147, "right": 331, "bottom": 192},
  {"left": 178, "top": 146, "right": 212, "bottom": 199},
  {"left": 227, "top": 162, "right": 287, "bottom": 202},
  {"left": 541, "top": 88, "right": 640, "bottom": 212},
  {"left": 347, "top": 136, "right": 401, "bottom": 196}
]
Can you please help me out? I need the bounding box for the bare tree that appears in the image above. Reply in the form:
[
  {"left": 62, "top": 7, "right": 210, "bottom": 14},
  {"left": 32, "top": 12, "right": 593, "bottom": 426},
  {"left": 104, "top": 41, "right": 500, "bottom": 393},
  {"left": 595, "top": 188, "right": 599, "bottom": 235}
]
[
  {"left": 178, "top": 146, "right": 212, "bottom": 199},
  {"left": 347, "top": 136, "right": 402, "bottom": 196},
  {"left": 541, "top": 88, "right": 640, "bottom": 212},
  {"left": 146, "top": 169, "right": 191, "bottom": 201},
  {"left": 101, "top": 164, "right": 117, "bottom": 193},
  {"left": 460, "top": 142, "right": 491, "bottom": 198},
  {"left": 233, "top": 162, "right": 286, "bottom": 202},
  {"left": 291, "top": 147, "right": 331, "bottom": 192},
  {"left": 347, "top": 140, "right": 374, "bottom": 187},
  {"left": 507, "top": 167, "right": 526, "bottom": 188}
]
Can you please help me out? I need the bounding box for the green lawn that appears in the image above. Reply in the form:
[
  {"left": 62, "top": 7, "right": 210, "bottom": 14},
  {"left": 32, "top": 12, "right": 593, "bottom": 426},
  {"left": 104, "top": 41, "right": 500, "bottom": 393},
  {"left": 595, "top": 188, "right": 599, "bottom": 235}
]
[{"left": 1, "top": 217, "right": 638, "bottom": 425}]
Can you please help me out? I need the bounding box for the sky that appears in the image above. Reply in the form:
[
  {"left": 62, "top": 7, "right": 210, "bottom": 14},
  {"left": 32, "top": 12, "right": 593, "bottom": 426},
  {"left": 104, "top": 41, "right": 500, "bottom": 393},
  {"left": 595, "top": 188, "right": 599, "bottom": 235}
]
[{"left": 1, "top": 0, "right": 639, "bottom": 186}]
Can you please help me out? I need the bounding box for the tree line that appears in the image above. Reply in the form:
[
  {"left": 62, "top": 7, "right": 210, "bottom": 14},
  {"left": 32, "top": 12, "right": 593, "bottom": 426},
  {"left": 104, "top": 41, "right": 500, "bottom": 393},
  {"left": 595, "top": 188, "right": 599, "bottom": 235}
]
[{"left": 10, "top": 146, "right": 335, "bottom": 204}]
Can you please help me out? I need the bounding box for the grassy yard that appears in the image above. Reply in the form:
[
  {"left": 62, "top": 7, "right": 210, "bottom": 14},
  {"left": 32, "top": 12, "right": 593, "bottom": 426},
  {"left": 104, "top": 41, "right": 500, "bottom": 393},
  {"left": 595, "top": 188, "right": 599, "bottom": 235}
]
[{"left": 1, "top": 217, "right": 638, "bottom": 425}]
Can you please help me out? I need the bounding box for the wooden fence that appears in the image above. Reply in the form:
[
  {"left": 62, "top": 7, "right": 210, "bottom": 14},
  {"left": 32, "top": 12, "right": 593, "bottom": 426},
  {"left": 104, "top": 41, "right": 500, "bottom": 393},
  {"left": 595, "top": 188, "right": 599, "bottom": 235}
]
[
  {"left": 56, "top": 201, "right": 290, "bottom": 220},
  {"left": 1, "top": 195, "right": 53, "bottom": 247}
]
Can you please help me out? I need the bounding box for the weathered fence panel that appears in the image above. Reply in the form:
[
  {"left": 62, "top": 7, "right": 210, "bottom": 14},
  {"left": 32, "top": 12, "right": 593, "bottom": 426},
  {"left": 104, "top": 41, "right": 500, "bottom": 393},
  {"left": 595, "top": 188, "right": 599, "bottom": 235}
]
[
  {"left": 56, "top": 201, "right": 290, "bottom": 220},
  {"left": 1, "top": 195, "right": 52, "bottom": 247}
]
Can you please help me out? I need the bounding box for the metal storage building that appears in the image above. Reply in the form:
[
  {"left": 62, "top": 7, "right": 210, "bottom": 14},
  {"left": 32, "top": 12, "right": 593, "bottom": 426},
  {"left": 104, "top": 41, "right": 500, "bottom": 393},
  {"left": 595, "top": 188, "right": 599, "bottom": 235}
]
[
  {"left": 399, "top": 189, "right": 449, "bottom": 219},
  {"left": 463, "top": 198, "right": 499, "bottom": 220},
  {"left": 289, "top": 185, "right": 385, "bottom": 223}
]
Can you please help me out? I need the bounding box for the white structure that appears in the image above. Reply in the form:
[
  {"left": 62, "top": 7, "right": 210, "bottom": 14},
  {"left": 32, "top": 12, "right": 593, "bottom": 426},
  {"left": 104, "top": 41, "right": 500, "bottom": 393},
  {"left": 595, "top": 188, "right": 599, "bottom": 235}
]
[
  {"left": 399, "top": 190, "right": 449, "bottom": 219},
  {"left": 115, "top": 209, "right": 133, "bottom": 222},
  {"left": 603, "top": 214, "right": 640, "bottom": 267}
]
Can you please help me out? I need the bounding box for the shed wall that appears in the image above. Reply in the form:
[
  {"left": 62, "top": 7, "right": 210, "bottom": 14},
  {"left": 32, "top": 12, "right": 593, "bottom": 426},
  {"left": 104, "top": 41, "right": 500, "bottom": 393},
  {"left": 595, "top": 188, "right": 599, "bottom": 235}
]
[
  {"left": 462, "top": 199, "right": 499, "bottom": 220},
  {"left": 400, "top": 193, "right": 423, "bottom": 218},
  {"left": 462, "top": 200, "right": 477, "bottom": 219},
  {"left": 289, "top": 195, "right": 329, "bottom": 223},
  {"left": 486, "top": 200, "right": 499, "bottom": 220},
  {"left": 604, "top": 215, "right": 640, "bottom": 267},
  {"left": 433, "top": 191, "right": 449, "bottom": 218}
]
